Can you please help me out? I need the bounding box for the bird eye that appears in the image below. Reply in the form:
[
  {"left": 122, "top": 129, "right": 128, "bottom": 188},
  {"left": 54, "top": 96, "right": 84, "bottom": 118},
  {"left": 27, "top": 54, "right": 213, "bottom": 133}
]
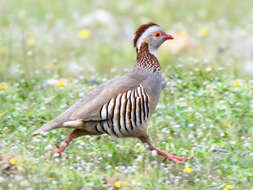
[{"left": 153, "top": 32, "right": 161, "bottom": 38}]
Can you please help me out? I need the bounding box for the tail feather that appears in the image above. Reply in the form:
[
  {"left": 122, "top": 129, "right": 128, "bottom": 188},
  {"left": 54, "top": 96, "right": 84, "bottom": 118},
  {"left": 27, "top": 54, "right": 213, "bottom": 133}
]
[
  {"left": 32, "top": 120, "right": 62, "bottom": 136},
  {"left": 63, "top": 120, "right": 84, "bottom": 128},
  {"left": 32, "top": 101, "right": 85, "bottom": 136}
]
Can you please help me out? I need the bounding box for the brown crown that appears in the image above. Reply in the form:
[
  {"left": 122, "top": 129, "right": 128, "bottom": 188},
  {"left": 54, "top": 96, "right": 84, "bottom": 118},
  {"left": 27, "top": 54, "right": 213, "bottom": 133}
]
[{"left": 133, "top": 22, "right": 159, "bottom": 48}]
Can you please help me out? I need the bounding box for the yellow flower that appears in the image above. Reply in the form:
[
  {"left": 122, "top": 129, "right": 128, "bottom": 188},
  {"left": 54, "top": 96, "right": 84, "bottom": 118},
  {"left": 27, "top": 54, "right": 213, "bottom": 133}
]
[
  {"left": 9, "top": 158, "right": 16, "bottom": 165},
  {"left": 0, "top": 84, "right": 7, "bottom": 91},
  {"left": 199, "top": 28, "right": 208, "bottom": 36},
  {"left": 79, "top": 29, "right": 90, "bottom": 39},
  {"left": 26, "top": 37, "right": 36, "bottom": 47},
  {"left": 88, "top": 85, "right": 94, "bottom": 90},
  {"left": 58, "top": 81, "right": 66, "bottom": 87},
  {"left": 0, "top": 47, "right": 8, "bottom": 55},
  {"left": 183, "top": 167, "right": 193, "bottom": 173},
  {"left": 114, "top": 182, "right": 121, "bottom": 188},
  {"left": 233, "top": 81, "right": 242, "bottom": 87},
  {"left": 224, "top": 184, "right": 232, "bottom": 190},
  {"left": 224, "top": 122, "right": 229, "bottom": 127}
]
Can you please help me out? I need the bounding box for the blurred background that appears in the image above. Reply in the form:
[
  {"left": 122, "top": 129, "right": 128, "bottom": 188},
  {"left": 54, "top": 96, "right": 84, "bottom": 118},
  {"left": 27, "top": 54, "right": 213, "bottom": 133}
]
[{"left": 1, "top": 0, "right": 253, "bottom": 81}]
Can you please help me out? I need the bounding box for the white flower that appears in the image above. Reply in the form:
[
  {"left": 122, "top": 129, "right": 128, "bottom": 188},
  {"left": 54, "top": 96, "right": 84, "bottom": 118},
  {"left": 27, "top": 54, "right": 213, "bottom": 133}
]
[
  {"left": 45, "top": 144, "right": 53, "bottom": 151},
  {"left": 151, "top": 150, "right": 158, "bottom": 157}
]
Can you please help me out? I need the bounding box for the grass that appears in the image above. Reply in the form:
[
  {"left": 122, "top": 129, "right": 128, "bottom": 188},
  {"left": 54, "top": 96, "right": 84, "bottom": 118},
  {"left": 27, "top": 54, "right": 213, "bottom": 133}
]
[{"left": 1, "top": 0, "right": 253, "bottom": 189}]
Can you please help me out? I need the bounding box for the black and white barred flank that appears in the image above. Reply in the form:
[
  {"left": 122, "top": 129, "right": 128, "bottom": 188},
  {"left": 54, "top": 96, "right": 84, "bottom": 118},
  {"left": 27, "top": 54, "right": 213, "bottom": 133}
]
[{"left": 96, "top": 85, "right": 150, "bottom": 137}]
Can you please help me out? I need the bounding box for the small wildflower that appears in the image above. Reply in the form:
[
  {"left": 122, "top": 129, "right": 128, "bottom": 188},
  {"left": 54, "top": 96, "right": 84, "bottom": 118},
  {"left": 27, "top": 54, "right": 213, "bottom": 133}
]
[
  {"left": 224, "top": 184, "right": 232, "bottom": 190},
  {"left": 114, "top": 182, "right": 121, "bottom": 188},
  {"left": 88, "top": 85, "right": 94, "bottom": 90},
  {"left": 9, "top": 158, "right": 16, "bottom": 165},
  {"left": 58, "top": 81, "right": 66, "bottom": 87},
  {"left": 0, "top": 84, "right": 7, "bottom": 91},
  {"left": 27, "top": 51, "right": 33, "bottom": 56},
  {"left": 151, "top": 150, "right": 157, "bottom": 157},
  {"left": 224, "top": 122, "right": 229, "bottom": 127},
  {"left": 26, "top": 37, "right": 36, "bottom": 46},
  {"left": 0, "top": 46, "right": 8, "bottom": 55},
  {"left": 183, "top": 167, "right": 193, "bottom": 173},
  {"left": 233, "top": 81, "right": 242, "bottom": 87},
  {"left": 206, "top": 67, "right": 212, "bottom": 73},
  {"left": 199, "top": 28, "right": 208, "bottom": 36},
  {"left": 79, "top": 29, "right": 90, "bottom": 39}
]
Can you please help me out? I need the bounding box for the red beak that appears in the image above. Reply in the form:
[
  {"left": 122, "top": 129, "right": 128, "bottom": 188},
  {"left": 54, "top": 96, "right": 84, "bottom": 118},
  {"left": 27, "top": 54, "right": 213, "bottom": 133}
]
[{"left": 164, "top": 33, "right": 174, "bottom": 40}]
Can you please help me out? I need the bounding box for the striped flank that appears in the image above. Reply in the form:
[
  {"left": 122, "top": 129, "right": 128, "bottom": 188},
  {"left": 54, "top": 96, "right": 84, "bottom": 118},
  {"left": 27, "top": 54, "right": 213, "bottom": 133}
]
[{"left": 98, "top": 85, "right": 150, "bottom": 137}]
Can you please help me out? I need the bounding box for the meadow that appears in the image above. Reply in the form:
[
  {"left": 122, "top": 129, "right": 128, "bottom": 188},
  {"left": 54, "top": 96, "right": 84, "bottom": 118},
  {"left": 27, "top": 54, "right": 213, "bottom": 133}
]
[{"left": 0, "top": 0, "right": 253, "bottom": 189}]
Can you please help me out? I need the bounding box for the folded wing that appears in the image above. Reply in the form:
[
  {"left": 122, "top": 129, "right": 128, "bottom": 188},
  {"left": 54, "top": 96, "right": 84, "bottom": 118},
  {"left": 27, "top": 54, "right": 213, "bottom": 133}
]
[{"left": 32, "top": 73, "right": 142, "bottom": 136}]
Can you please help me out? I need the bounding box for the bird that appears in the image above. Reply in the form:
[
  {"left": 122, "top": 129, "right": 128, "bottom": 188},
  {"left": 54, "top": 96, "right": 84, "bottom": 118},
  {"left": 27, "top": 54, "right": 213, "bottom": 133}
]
[{"left": 32, "top": 22, "right": 191, "bottom": 163}]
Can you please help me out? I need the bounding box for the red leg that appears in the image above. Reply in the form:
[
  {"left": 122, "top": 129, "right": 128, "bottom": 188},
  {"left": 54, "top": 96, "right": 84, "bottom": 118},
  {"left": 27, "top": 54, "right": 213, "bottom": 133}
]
[
  {"left": 50, "top": 129, "right": 87, "bottom": 155},
  {"left": 149, "top": 145, "right": 192, "bottom": 163},
  {"left": 139, "top": 136, "right": 192, "bottom": 163}
]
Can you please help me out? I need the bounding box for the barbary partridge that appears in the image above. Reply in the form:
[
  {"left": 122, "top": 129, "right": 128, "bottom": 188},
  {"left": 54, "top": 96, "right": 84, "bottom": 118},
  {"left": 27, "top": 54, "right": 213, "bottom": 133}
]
[{"left": 33, "top": 22, "right": 191, "bottom": 163}]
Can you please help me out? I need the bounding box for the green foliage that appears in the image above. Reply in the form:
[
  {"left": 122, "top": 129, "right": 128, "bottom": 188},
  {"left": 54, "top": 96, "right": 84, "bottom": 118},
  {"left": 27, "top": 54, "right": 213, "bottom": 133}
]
[{"left": 0, "top": 67, "right": 252, "bottom": 189}]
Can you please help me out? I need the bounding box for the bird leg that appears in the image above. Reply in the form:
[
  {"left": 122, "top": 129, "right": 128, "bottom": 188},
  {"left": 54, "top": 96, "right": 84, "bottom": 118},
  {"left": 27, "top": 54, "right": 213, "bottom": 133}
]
[
  {"left": 139, "top": 136, "right": 191, "bottom": 163},
  {"left": 51, "top": 129, "right": 87, "bottom": 155}
]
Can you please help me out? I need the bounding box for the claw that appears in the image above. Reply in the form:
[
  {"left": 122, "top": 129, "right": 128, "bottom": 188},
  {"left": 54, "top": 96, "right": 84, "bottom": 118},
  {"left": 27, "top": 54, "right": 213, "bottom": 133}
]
[{"left": 50, "top": 145, "right": 66, "bottom": 156}]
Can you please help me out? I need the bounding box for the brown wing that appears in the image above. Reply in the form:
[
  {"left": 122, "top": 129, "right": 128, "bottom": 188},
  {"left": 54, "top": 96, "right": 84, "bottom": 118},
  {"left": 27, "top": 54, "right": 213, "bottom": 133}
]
[
  {"left": 69, "top": 79, "right": 138, "bottom": 121},
  {"left": 32, "top": 72, "right": 142, "bottom": 135}
]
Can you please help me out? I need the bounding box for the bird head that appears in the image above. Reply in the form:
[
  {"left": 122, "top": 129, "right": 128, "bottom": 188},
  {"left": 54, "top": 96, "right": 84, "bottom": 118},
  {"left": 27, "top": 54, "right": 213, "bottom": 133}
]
[{"left": 133, "top": 22, "right": 173, "bottom": 56}]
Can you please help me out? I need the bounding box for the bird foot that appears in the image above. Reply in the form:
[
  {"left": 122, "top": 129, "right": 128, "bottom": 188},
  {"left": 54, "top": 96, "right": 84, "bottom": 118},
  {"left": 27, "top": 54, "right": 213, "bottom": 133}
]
[
  {"left": 162, "top": 153, "right": 192, "bottom": 163},
  {"left": 50, "top": 144, "right": 66, "bottom": 155},
  {"left": 151, "top": 146, "right": 192, "bottom": 163},
  {"left": 50, "top": 130, "right": 78, "bottom": 156}
]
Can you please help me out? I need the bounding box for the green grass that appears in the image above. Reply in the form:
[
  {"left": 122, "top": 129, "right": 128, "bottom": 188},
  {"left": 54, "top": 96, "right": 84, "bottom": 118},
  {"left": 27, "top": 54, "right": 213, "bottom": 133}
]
[{"left": 1, "top": 0, "right": 253, "bottom": 189}]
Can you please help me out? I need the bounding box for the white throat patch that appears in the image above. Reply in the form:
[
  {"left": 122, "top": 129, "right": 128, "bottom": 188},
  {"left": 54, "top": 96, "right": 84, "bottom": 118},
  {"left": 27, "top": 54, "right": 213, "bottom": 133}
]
[{"left": 148, "top": 46, "right": 158, "bottom": 57}]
